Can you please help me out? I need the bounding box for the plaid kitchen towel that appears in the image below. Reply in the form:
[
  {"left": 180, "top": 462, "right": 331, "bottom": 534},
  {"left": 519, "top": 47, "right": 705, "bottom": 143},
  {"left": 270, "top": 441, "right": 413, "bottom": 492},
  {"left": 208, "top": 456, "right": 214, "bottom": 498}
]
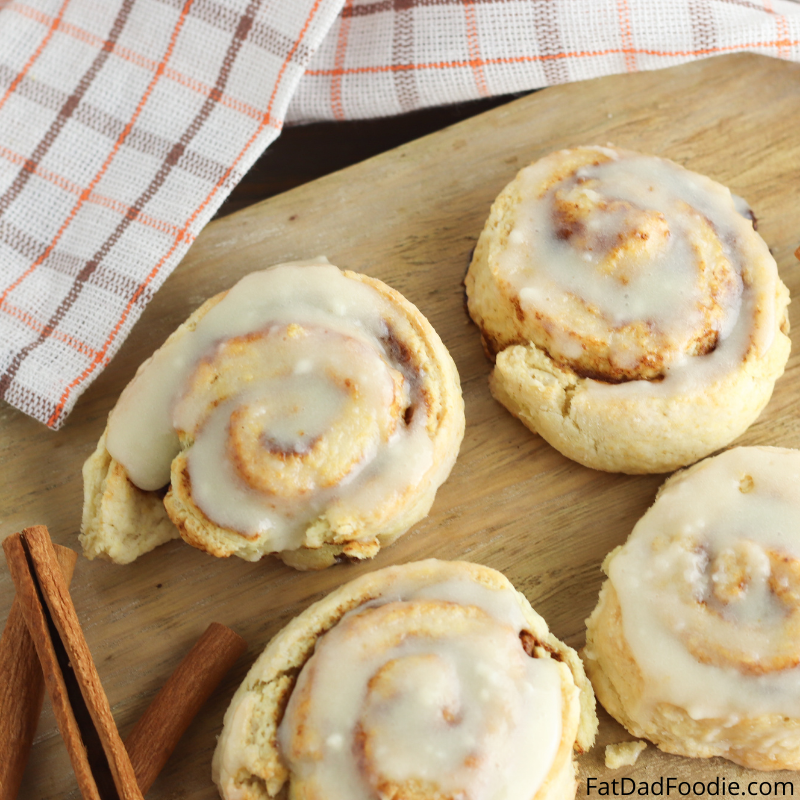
[{"left": 1, "top": 0, "right": 799, "bottom": 428}]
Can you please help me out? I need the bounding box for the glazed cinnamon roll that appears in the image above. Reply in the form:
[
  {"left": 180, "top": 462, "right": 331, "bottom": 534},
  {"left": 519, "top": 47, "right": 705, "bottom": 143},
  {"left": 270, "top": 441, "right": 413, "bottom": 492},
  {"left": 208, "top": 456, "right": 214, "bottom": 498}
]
[
  {"left": 213, "top": 560, "right": 597, "bottom": 800},
  {"left": 466, "top": 147, "right": 791, "bottom": 473},
  {"left": 81, "top": 260, "right": 464, "bottom": 569},
  {"left": 584, "top": 447, "right": 800, "bottom": 770}
]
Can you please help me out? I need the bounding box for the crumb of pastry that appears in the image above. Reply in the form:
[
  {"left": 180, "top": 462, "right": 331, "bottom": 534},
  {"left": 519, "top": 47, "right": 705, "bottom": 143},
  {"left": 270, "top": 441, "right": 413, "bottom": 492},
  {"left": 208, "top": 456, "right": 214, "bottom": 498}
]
[{"left": 605, "top": 740, "right": 647, "bottom": 769}]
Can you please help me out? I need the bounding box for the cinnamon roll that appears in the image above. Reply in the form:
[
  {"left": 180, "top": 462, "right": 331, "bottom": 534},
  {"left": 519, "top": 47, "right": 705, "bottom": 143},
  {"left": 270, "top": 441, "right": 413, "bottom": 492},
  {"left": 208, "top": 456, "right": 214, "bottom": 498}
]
[
  {"left": 466, "top": 147, "right": 791, "bottom": 473},
  {"left": 81, "top": 260, "right": 464, "bottom": 569},
  {"left": 584, "top": 447, "right": 800, "bottom": 770},
  {"left": 212, "top": 559, "right": 597, "bottom": 799}
]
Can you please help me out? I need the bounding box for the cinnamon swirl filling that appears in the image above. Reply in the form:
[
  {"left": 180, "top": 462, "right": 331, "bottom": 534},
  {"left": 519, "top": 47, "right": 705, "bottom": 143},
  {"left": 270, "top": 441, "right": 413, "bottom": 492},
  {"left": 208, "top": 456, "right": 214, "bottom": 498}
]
[
  {"left": 280, "top": 599, "right": 563, "bottom": 800},
  {"left": 95, "top": 260, "right": 464, "bottom": 566},
  {"left": 472, "top": 146, "right": 766, "bottom": 382},
  {"left": 466, "top": 147, "right": 790, "bottom": 473},
  {"left": 585, "top": 447, "right": 800, "bottom": 770},
  {"left": 212, "top": 560, "right": 597, "bottom": 799}
]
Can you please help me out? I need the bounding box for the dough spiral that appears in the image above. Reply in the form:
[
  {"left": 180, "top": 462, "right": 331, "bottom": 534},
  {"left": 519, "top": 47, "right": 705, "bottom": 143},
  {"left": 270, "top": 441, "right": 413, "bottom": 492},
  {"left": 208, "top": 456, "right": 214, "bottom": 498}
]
[
  {"left": 80, "top": 260, "right": 464, "bottom": 569},
  {"left": 212, "top": 560, "right": 597, "bottom": 800},
  {"left": 466, "top": 146, "right": 790, "bottom": 473},
  {"left": 584, "top": 446, "right": 800, "bottom": 770}
]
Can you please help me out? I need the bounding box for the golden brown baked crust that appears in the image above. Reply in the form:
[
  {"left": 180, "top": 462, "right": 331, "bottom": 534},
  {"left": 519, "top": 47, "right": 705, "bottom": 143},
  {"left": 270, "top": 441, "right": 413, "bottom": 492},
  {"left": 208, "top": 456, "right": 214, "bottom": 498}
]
[
  {"left": 586, "top": 583, "right": 800, "bottom": 770},
  {"left": 584, "top": 447, "right": 800, "bottom": 770},
  {"left": 81, "top": 430, "right": 178, "bottom": 564},
  {"left": 79, "top": 293, "right": 224, "bottom": 564},
  {"left": 81, "top": 263, "right": 464, "bottom": 568},
  {"left": 212, "top": 560, "right": 597, "bottom": 800},
  {"left": 466, "top": 147, "right": 791, "bottom": 474}
]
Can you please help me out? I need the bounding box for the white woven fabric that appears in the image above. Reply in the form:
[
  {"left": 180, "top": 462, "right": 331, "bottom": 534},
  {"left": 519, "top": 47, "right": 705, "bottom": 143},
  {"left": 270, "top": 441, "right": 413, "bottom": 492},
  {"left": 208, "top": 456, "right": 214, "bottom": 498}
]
[
  {"left": 289, "top": 0, "right": 800, "bottom": 122},
  {"left": 0, "top": 0, "right": 798, "bottom": 427}
]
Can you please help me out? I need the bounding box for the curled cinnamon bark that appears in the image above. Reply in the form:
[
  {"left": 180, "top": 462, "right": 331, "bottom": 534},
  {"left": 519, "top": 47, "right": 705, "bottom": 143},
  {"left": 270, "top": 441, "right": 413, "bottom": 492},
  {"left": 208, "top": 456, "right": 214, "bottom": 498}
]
[
  {"left": 4, "top": 526, "right": 143, "bottom": 800},
  {"left": 0, "top": 541, "right": 76, "bottom": 800},
  {"left": 125, "top": 622, "right": 246, "bottom": 793},
  {"left": 2, "top": 526, "right": 247, "bottom": 797}
]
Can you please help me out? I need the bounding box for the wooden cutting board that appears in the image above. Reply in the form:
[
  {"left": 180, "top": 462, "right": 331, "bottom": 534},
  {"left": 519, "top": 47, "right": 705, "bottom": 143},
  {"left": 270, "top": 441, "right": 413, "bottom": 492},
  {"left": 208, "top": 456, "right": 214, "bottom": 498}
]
[{"left": 2, "top": 52, "right": 799, "bottom": 798}]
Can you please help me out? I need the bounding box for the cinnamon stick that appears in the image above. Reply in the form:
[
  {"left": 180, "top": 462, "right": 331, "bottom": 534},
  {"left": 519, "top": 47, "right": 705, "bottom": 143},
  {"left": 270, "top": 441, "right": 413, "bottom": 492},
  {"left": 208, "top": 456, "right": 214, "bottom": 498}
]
[
  {"left": 125, "top": 622, "right": 247, "bottom": 793},
  {"left": 4, "top": 526, "right": 247, "bottom": 796},
  {"left": 4, "top": 526, "right": 143, "bottom": 800},
  {"left": 0, "top": 542, "right": 77, "bottom": 800},
  {"left": 4, "top": 531, "right": 102, "bottom": 799}
]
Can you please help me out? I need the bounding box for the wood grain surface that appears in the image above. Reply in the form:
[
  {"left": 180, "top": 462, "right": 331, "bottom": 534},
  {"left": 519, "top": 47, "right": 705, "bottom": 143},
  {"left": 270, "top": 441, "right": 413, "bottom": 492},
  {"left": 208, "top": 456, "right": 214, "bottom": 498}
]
[{"left": 1, "top": 53, "right": 799, "bottom": 797}]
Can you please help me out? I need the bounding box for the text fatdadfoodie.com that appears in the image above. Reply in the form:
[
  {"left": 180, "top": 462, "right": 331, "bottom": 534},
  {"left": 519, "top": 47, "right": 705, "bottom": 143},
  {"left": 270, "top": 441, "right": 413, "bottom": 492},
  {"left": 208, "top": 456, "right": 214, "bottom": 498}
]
[{"left": 586, "top": 777, "right": 795, "bottom": 797}]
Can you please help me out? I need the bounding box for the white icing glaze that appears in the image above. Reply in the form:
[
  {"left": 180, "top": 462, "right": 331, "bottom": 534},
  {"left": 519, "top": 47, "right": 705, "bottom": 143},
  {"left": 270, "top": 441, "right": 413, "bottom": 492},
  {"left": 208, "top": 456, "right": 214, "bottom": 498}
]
[
  {"left": 105, "top": 260, "right": 435, "bottom": 550},
  {"left": 609, "top": 447, "right": 800, "bottom": 720},
  {"left": 278, "top": 574, "right": 563, "bottom": 800},
  {"left": 500, "top": 147, "right": 777, "bottom": 396}
]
